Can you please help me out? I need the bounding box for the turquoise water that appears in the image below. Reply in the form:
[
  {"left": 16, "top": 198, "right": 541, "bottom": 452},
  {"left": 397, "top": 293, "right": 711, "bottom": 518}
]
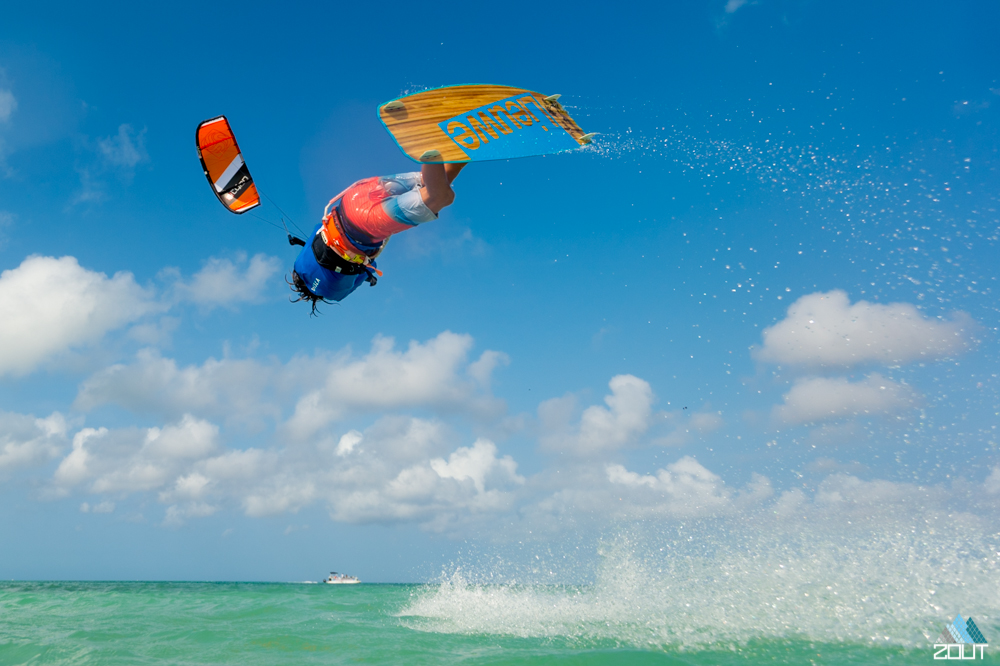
[{"left": 2, "top": 580, "right": 997, "bottom": 665}]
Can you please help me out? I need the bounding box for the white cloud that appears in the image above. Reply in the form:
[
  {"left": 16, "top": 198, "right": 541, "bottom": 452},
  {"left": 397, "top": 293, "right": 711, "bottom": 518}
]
[
  {"left": 249, "top": 416, "right": 452, "bottom": 521},
  {"left": 200, "top": 448, "right": 268, "bottom": 483},
  {"left": 97, "top": 124, "right": 147, "bottom": 168},
  {"left": 39, "top": 369, "right": 1000, "bottom": 537},
  {"left": 161, "top": 472, "right": 211, "bottom": 501},
  {"left": 143, "top": 416, "right": 218, "bottom": 460},
  {"left": 605, "top": 456, "right": 770, "bottom": 517},
  {"left": 242, "top": 477, "right": 317, "bottom": 518},
  {"left": 755, "top": 290, "right": 973, "bottom": 368},
  {"left": 0, "top": 89, "right": 15, "bottom": 123},
  {"left": 0, "top": 411, "right": 66, "bottom": 475},
  {"left": 0, "top": 256, "right": 159, "bottom": 376},
  {"left": 171, "top": 253, "right": 281, "bottom": 309},
  {"left": 77, "top": 332, "right": 506, "bottom": 431},
  {"left": 41, "top": 342, "right": 1000, "bottom": 540},
  {"left": 47, "top": 404, "right": 528, "bottom": 531},
  {"left": 539, "top": 375, "right": 653, "bottom": 456},
  {"left": 127, "top": 316, "right": 180, "bottom": 347},
  {"left": 336, "top": 430, "right": 362, "bottom": 456},
  {"left": 725, "top": 0, "right": 750, "bottom": 13},
  {"left": 773, "top": 373, "right": 917, "bottom": 425},
  {"left": 810, "top": 474, "right": 953, "bottom": 522},
  {"left": 51, "top": 415, "right": 219, "bottom": 496},
  {"left": 431, "top": 439, "right": 523, "bottom": 494},
  {"left": 468, "top": 350, "right": 510, "bottom": 388},
  {"left": 75, "top": 348, "right": 282, "bottom": 424},
  {"left": 286, "top": 332, "right": 507, "bottom": 437},
  {"left": 329, "top": 435, "right": 524, "bottom": 529},
  {"left": 514, "top": 457, "right": 773, "bottom": 534}
]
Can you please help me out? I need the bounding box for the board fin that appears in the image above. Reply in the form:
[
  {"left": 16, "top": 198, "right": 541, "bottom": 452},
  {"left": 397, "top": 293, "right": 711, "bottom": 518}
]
[
  {"left": 544, "top": 94, "right": 562, "bottom": 101},
  {"left": 419, "top": 149, "right": 442, "bottom": 161},
  {"left": 580, "top": 133, "right": 597, "bottom": 143},
  {"left": 382, "top": 101, "right": 405, "bottom": 112}
]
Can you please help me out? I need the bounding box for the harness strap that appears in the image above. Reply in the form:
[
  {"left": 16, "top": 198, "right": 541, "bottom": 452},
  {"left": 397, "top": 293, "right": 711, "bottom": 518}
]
[{"left": 311, "top": 233, "right": 365, "bottom": 275}]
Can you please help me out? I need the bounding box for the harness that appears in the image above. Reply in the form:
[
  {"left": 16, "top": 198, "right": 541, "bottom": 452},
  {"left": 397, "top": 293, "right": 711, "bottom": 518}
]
[
  {"left": 320, "top": 187, "right": 386, "bottom": 283},
  {"left": 311, "top": 232, "right": 365, "bottom": 275}
]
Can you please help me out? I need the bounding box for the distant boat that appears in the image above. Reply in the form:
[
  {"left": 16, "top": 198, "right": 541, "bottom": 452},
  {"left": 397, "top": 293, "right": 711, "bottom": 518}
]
[{"left": 325, "top": 571, "right": 360, "bottom": 584}]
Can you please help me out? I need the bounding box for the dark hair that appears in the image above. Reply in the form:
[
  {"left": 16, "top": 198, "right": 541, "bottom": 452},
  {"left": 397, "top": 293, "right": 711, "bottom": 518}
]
[{"left": 287, "top": 270, "right": 333, "bottom": 316}]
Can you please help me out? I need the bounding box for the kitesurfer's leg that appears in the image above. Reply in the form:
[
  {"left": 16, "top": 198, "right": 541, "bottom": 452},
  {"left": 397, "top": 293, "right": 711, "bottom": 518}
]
[
  {"left": 445, "top": 162, "right": 466, "bottom": 184},
  {"left": 420, "top": 163, "right": 466, "bottom": 214}
]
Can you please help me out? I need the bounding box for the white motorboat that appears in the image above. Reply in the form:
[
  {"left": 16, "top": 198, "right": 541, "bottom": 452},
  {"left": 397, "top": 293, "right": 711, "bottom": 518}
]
[{"left": 325, "top": 571, "right": 360, "bottom": 584}]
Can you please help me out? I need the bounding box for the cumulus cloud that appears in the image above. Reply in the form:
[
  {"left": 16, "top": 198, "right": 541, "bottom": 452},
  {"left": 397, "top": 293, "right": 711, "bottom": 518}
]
[
  {"left": 810, "top": 473, "right": 954, "bottom": 522},
  {"left": 755, "top": 290, "right": 973, "bottom": 368},
  {"left": 431, "top": 439, "right": 523, "bottom": 494},
  {"left": 208, "top": 418, "right": 522, "bottom": 530},
  {"left": 336, "top": 430, "right": 363, "bottom": 456},
  {"left": 51, "top": 415, "right": 219, "bottom": 497},
  {"left": 512, "top": 456, "right": 772, "bottom": 536},
  {"left": 39, "top": 378, "right": 1000, "bottom": 536},
  {"left": 0, "top": 411, "right": 66, "bottom": 475},
  {"left": 773, "top": 373, "right": 917, "bottom": 425},
  {"left": 45, "top": 406, "right": 528, "bottom": 531},
  {"left": 170, "top": 252, "right": 282, "bottom": 309},
  {"left": 286, "top": 332, "right": 507, "bottom": 437},
  {"left": 75, "top": 348, "right": 284, "bottom": 425},
  {"left": 330, "top": 437, "right": 524, "bottom": 530},
  {"left": 606, "top": 456, "right": 772, "bottom": 517},
  {"left": 0, "top": 256, "right": 159, "bottom": 376},
  {"left": 539, "top": 375, "right": 654, "bottom": 456},
  {"left": 78, "top": 332, "right": 506, "bottom": 431}
]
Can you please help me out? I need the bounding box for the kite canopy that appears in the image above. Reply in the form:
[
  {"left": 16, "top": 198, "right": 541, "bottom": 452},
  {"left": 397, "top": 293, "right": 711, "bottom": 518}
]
[{"left": 196, "top": 116, "right": 260, "bottom": 214}]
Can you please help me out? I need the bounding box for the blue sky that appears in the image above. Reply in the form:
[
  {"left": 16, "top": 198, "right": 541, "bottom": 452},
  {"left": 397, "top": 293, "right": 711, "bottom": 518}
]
[{"left": 1, "top": 1, "right": 998, "bottom": 582}]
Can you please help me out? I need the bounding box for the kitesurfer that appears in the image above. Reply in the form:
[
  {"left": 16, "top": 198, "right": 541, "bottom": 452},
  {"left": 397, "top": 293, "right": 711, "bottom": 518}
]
[{"left": 289, "top": 161, "right": 465, "bottom": 313}]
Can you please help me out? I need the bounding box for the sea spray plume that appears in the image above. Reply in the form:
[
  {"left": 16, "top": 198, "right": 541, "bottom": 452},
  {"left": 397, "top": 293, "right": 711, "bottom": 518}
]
[
  {"left": 586, "top": 115, "right": 998, "bottom": 316},
  {"left": 399, "top": 510, "right": 1000, "bottom": 650}
]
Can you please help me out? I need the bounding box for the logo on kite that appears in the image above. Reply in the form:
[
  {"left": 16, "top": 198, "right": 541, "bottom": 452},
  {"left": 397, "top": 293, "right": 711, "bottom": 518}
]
[{"left": 196, "top": 116, "right": 261, "bottom": 214}]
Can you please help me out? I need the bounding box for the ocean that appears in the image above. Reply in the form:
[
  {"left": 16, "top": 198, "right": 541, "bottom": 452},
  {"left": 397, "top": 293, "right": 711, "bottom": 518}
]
[{"left": 2, "top": 575, "right": 996, "bottom": 665}]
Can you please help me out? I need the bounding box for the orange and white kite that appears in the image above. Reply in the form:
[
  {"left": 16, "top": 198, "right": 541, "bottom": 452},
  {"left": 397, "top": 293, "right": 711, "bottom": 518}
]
[{"left": 195, "top": 116, "right": 261, "bottom": 214}]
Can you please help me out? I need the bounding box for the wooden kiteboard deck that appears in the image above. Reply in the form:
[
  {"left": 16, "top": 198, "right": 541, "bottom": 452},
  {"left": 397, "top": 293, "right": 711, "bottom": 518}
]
[{"left": 378, "top": 84, "right": 593, "bottom": 163}]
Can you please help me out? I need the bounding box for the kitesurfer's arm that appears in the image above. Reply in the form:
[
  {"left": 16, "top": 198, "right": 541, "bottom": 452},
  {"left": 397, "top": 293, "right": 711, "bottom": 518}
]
[{"left": 420, "top": 163, "right": 466, "bottom": 214}]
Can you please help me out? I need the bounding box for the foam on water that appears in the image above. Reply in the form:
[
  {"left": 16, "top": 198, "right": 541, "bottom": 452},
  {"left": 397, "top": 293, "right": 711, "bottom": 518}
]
[{"left": 400, "top": 516, "right": 1000, "bottom": 650}]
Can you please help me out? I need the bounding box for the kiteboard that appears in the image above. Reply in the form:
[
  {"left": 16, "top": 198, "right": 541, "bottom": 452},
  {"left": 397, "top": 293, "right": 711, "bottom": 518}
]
[
  {"left": 378, "top": 84, "right": 595, "bottom": 164},
  {"left": 196, "top": 116, "right": 261, "bottom": 214}
]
